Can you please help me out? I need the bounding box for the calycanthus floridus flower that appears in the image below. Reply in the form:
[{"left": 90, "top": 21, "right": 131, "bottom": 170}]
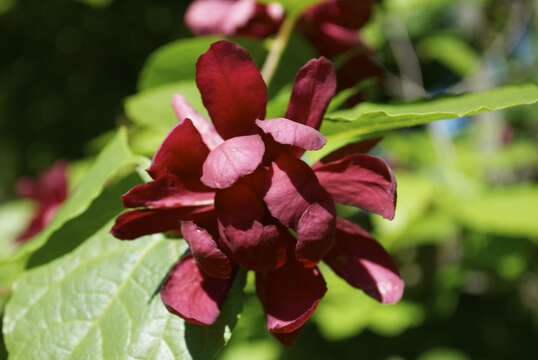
[
  {"left": 16, "top": 160, "right": 68, "bottom": 243},
  {"left": 111, "top": 40, "right": 403, "bottom": 346}
]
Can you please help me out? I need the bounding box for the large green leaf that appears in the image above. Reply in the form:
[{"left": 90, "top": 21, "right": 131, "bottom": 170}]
[
  {"left": 138, "top": 37, "right": 268, "bottom": 91},
  {"left": 3, "top": 226, "right": 246, "bottom": 360},
  {"left": 315, "top": 85, "right": 538, "bottom": 161},
  {"left": 0, "top": 129, "right": 138, "bottom": 265}
]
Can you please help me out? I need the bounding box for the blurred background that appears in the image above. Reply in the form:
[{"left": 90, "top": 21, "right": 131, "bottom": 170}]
[{"left": 1, "top": 0, "right": 537, "bottom": 359}]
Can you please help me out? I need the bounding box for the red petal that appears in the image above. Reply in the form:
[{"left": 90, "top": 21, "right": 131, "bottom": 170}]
[
  {"left": 236, "top": 2, "right": 284, "bottom": 38},
  {"left": 201, "top": 135, "right": 265, "bottom": 189},
  {"left": 314, "top": 154, "right": 397, "bottom": 220},
  {"left": 172, "top": 94, "right": 224, "bottom": 150},
  {"left": 271, "top": 329, "right": 302, "bottom": 347},
  {"left": 324, "top": 218, "right": 404, "bottom": 304},
  {"left": 256, "top": 260, "right": 326, "bottom": 334},
  {"left": 161, "top": 254, "right": 233, "bottom": 325},
  {"left": 196, "top": 40, "right": 267, "bottom": 139},
  {"left": 16, "top": 160, "right": 68, "bottom": 206},
  {"left": 216, "top": 179, "right": 288, "bottom": 272},
  {"left": 318, "top": 137, "right": 382, "bottom": 164},
  {"left": 181, "top": 220, "right": 233, "bottom": 279},
  {"left": 285, "top": 57, "right": 336, "bottom": 131},
  {"left": 296, "top": 202, "right": 336, "bottom": 268},
  {"left": 303, "top": 23, "right": 360, "bottom": 58},
  {"left": 110, "top": 206, "right": 212, "bottom": 240},
  {"left": 264, "top": 154, "right": 335, "bottom": 266},
  {"left": 255, "top": 118, "right": 326, "bottom": 151},
  {"left": 147, "top": 119, "right": 210, "bottom": 183},
  {"left": 122, "top": 175, "right": 214, "bottom": 209},
  {"left": 303, "top": 0, "right": 376, "bottom": 30}
]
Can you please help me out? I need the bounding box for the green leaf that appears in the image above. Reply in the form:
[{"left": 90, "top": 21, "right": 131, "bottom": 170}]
[
  {"left": 138, "top": 37, "right": 268, "bottom": 91},
  {"left": 0, "top": 201, "right": 32, "bottom": 261},
  {"left": 418, "top": 34, "right": 480, "bottom": 76},
  {"left": 1, "top": 128, "right": 138, "bottom": 264},
  {"left": 3, "top": 225, "right": 246, "bottom": 360},
  {"left": 316, "top": 85, "right": 538, "bottom": 162},
  {"left": 125, "top": 81, "right": 205, "bottom": 131},
  {"left": 447, "top": 185, "right": 538, "bottom": 240}
]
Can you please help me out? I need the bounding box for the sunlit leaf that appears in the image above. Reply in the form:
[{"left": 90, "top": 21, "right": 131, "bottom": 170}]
[
  {"left": 4, "top": 226, "right": 246, "bottom": 360},
  {"left": 125, "top": 81, "right": 205, "bottom": 131},
  {"left": 447, "top": 185, "right": 538, "bottom": 240},
  {"left": 316, "top": 85, "right": 538, "bottom": 162}
]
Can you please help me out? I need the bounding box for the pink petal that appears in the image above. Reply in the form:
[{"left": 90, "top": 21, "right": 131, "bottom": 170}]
[
  {"left": 201, "top": 135, "right": 265, "bottom": 189},
  {"left": 285, "top": 57, "right": 336, "bottom": 131},
  {"left": 216, "top": 178, "right": 288, "bottom": 272},
  {"left": 185, "top": 0, "right": 256, "bottom": 36},
  {"left": 172, "top": 94, "right": 224, "bottom": 150},
  {"left": 185, "top": 0, "right": 283, "bottom": 38},
  {"left": 122, "top": 175, "right": 214, "bottom": 209},
  {"left": 161, "top": 254, "right": 234, "bottom": 325},
  {"left": 181, "top": 220, "right": 233, "bottom": 279},
  {"left": 255, "top": 118, "right": 326, "bottom": 151},
  {"left": 314, "top": 154, "right": 397, "bottom": 220},
  {"left": 256, "top": 259, "right": 326, "bottom": 334},
  {"left": 318, "top": 137, "right": 382, "bottom": 164},
  {"left": 264, "top": 154, "right": 335, "bottom": 266},
  {"left": 324, "top": 217, "right": 404, "bottom": 304},
  {"left": 196, "top": 40, "right": 267, "bottom": 139},
  {"left": 110, "top": 206, "right": 212, "bottom": 240},
  {"left": 147, "top": 119, "right": 210, "bottom": 183}
]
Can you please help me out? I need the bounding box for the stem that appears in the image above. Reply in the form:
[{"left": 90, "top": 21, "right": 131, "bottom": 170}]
[{"left": 261, "top": 13, "right": 298, "bottom": 87}]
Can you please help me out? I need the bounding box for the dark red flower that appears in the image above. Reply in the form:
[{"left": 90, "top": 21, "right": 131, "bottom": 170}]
[
  {"left": 111, "top": 40, "right": 402, "bottom": 346},
  {"left": 15, "top": 161, "right": 68, "bottom": 243}
]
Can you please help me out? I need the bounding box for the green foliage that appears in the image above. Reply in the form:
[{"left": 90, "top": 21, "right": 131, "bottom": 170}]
[
  {"left": 3, "top": 226, "right": 246, "bottom": 360},
  {"left": 315, "top": 85, "right": 538, "bottom": 161},
  {"left": 126, "top": 81, "right": 206, "bottom": 131},
  {"left": 418, "top": 34, "right": 480, "bottom": 76},
  {"left": 446, "top": 186, "right": 538, "bottom": 241}
]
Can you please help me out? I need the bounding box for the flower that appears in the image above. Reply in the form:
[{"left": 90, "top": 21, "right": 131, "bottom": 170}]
[
  {"left": 111, "top": 40, "right": 402, "bottom": 346},
  {"left": 15, "top": 161, "right": 68, "bottom": 243},
  {"left": 185, "top": 0, "right": 382, "bottom": 93},
  {"left": 185, "top": 0, "right": 285, "bottom": 38}
]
